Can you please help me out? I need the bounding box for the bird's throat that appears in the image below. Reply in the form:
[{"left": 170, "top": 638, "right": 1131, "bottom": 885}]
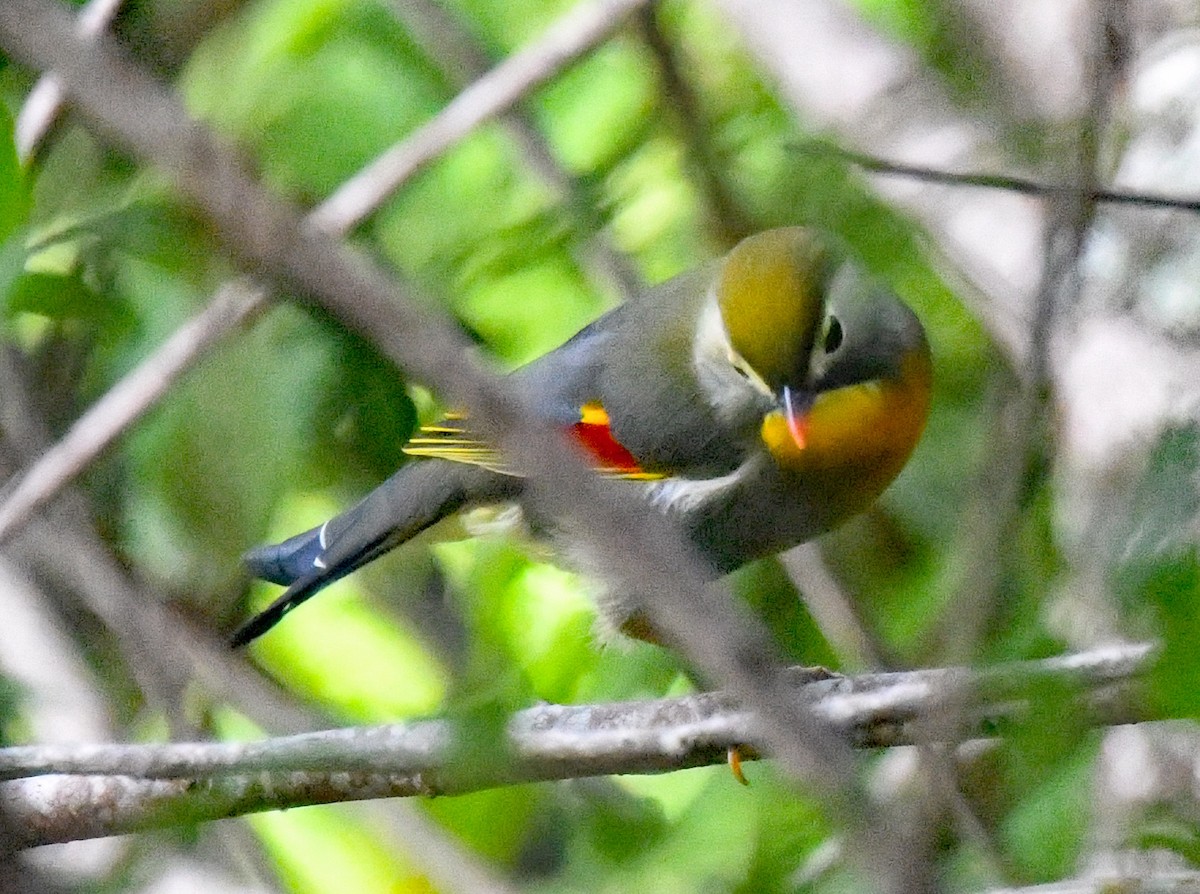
[{"left": 761, "top": 354, "right": 931, "bottom": 490}]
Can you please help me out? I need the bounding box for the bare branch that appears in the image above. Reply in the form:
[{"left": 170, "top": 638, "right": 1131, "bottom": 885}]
[
  {"left": 383, "top": 0, "right": 643, "bottom": 298},
  {"left": 311, "top": 0, "right": 653, "bottom": 234},
  {"left": 0, "top": 281, "right": 266, "bottom": 543},
  {"left": 0, "top": 644, "right": 1153, "bottom": 846},
  {"left": 934, "top": 0, "right": 1118, "bottom": 666},
  {"left": 801, "top": 143, "right": 1200, "bottom": 215},
  {"left": 13, "top": 0, "right": 125, "bottom": 162}
]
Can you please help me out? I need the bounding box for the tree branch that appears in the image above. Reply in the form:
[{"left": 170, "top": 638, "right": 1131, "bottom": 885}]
[
  {"left": 13, "top": 0, "right": 125, "bottom": 162},
  {"left": 310, "top": 0, "right": 653, "bottom": 234},
  {"left": 0, "top": 644, "right": 1152, "bottom": 847},
  {"left": 0, "top": 281, "right": 266, "bottom": 543},
  {"left": 800, "top": 143, "right": 1200, "bottom": 215}
]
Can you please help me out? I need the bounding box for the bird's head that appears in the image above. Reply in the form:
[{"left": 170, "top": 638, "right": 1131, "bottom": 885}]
[{"left": 704, "top": 227, "right": 932, "bottom": 503}]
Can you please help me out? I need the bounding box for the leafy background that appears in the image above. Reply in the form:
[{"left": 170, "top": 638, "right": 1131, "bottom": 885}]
[{"left": 0, "top": 0, "right": 1198, "bottom": 891}]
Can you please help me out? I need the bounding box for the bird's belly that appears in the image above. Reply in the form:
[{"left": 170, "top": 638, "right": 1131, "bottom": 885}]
[{"left": 644, "top": 460, "right": 839, "bottom": 573}]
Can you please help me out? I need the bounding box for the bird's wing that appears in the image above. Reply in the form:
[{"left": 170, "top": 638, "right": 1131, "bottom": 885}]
[
  {"left": 403, "top": 402, "right": 664, "bottom": 480},
  {"left": 404, "top": 310, "right": 665, "bottom": 480}
]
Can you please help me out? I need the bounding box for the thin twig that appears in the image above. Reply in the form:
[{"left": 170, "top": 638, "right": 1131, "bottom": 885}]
[
  {"left": 932, "top": 0, "right": 1116, "bottom": 666},
  {"left": 798, "top": 143, "right": 1200, "bottom": 215},
  {"left": 921, "top": 11, "right": 1123, "bottom": 888},
  {"left": 311, "top": 0, "right": 653, "bottom": 234},
  {"left": 13, "top": 0, "right": 125, "bottom": 161},
  {"left": 0, "top": 282, "right": 265, "bottom": 542},
  {"left": 0, "top": 643, "right": 1153, "bottom": 846},
  {"left": 636, "top": 7, "right": 752, "bottom": 244}
]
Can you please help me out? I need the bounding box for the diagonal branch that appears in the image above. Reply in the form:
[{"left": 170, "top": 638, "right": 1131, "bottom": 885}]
[
  {"left": 13, "top": 0, "right": 125, "bottom": 162},
  {"left": 311, "top": 0, "right": 653, "bottom": 234},
  {"left": 0, "top": 644, "right": 1153, "bottom": 847},
  {"left": 0, "top": 281, "right": 266, "bottom": 543}
]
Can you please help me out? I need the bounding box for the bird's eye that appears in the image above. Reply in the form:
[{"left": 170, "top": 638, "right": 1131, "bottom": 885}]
[
  {"left": 733, "top": 364, "right": 751, "bottom": 380},
  {"left": 823, "top": 316, "right": 843, "bottom": 353}
]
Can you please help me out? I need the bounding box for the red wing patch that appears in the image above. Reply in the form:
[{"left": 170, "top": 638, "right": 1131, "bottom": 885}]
[
  {"left": 403, "top": 405, "right": 662, "bottom": 480},
  {"left": 572, "top": 402, "right": 661, "bottom": 479}
]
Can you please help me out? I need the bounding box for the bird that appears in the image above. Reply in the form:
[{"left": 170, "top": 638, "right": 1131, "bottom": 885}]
[{"left": 233, "top": 227, "right": 932, "bottom": 648}]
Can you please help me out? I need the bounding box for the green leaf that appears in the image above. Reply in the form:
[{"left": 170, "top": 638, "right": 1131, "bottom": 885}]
[
  {"left": 1140, "top": 553, "right": 1200, "bottom": 719},
  {"left": 1000, "top": 742, "right": 1096, "bottom": 881},
  {"left": 1109, "top": 427, "right": 1200, "bottom": 717},
  {"left": 5, "top": 271, "right": 99, "bottom": 319},
  {"left": 0, "top": 102, "right": 29, "bottom": 245}
]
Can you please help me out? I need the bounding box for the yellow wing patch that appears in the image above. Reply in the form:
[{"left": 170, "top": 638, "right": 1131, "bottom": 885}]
[{"left": 402, "top": 412, "right": 513, "bottom": 475}]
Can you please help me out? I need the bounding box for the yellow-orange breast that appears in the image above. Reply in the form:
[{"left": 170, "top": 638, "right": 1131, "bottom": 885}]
[{"left": 760, "top": 351, "right": 933, "bottom": 513}]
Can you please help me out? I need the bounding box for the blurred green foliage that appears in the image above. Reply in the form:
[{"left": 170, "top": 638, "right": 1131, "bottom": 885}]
[{"left": 3, "top": 0, "right": 1200, "bottom": 890}]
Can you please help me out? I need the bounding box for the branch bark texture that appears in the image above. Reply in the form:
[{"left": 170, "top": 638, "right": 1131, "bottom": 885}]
[{"left": 0, "top": 644, "right": 1152, "bottom": 847}]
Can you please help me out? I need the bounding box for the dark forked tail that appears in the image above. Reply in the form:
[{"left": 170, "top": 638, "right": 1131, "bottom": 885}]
[{"left": 233, "top": 460, "right": 521, "bottom": 647}]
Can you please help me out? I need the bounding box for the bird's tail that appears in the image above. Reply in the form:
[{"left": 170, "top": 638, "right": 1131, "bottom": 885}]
[
  {"left": 243, "top": 525, "right": 327, "bottom": 586},
  {"left": 233, "top": 460, "right": 520, "bottom": 647}
]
